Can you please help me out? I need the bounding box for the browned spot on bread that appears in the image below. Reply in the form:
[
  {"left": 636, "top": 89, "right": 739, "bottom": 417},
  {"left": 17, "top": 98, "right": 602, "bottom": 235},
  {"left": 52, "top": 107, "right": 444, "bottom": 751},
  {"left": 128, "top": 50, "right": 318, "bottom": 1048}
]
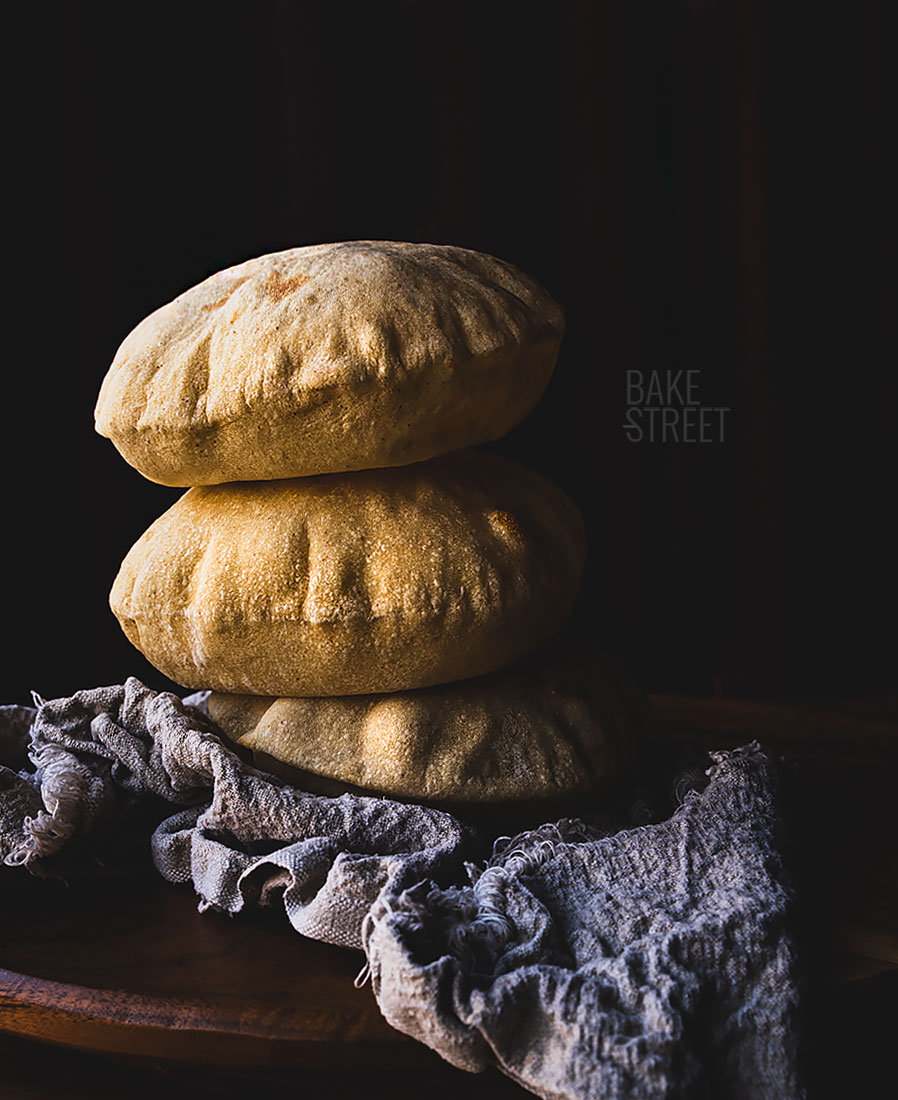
[
  {"left": 267, "top": 272, "right": 312, "bottom": 301},
  {"left": 488, "top": 509, "right": 524, "bottom": 542}
]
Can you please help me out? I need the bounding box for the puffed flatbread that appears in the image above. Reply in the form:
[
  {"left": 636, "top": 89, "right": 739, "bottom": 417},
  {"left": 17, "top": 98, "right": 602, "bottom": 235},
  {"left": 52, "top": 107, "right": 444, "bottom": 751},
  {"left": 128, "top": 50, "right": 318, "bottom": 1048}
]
[
  {"left": 111, "top": 450, "right": 585, "bottom": 696},
  {"left": 208, "top": 642, "right": 655, "bottom": 805},
  {"left": 95, "top": 241, "right": 564, "bottom": 485}
]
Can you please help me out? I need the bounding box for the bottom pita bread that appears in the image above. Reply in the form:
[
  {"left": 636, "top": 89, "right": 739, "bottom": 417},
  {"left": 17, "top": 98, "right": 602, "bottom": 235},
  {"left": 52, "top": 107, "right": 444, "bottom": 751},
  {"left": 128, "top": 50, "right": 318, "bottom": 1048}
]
[{"left": 208, "top": 641, "right": 656, "bottom": 806}]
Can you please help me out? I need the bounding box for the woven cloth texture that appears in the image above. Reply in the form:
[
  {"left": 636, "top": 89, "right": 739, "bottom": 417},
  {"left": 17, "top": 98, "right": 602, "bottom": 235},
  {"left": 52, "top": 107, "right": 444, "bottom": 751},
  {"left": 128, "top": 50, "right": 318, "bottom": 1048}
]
[{"left": 0, "top": 679, "right": 804, "bottom": 1099}]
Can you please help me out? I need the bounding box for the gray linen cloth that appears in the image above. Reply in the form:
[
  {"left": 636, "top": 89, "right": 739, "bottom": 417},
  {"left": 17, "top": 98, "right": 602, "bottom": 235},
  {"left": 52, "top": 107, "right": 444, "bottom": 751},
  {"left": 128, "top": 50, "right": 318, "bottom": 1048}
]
[{"left": 0, "top": 678, "right": 804, "bottom": 1099}]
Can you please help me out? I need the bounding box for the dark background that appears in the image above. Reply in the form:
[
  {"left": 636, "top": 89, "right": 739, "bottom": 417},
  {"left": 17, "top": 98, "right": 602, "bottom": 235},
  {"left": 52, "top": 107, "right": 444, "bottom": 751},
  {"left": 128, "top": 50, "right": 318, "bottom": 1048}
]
[{"left": 3, "top": 0, "right": 892, "bottom": 705}]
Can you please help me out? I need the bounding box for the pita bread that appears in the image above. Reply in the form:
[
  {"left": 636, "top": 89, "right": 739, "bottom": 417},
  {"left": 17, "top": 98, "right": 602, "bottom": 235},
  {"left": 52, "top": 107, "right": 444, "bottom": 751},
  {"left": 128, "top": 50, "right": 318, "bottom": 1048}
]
[
  {"left": 208, "top": 643, "right": 655, "bottom": 804},
  {"left": 95, "top": 241, "right": 564, "bottom": 486},
  {"left": 111, "top": 450, "right": 585, "bottom": 696}
]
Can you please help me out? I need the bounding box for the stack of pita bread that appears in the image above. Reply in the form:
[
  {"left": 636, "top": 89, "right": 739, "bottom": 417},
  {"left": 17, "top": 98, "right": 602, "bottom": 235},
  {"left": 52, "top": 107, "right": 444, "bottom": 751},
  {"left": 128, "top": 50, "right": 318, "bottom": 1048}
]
[{"left": 96, "top": 241, "right": 653, "bottom": 811}]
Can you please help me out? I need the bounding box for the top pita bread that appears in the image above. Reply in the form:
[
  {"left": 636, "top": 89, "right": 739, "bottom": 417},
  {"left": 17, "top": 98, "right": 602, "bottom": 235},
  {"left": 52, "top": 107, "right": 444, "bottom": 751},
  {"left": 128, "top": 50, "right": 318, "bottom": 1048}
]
[{"left": 95, "top": 241, "right": 564, "bottom": 486}]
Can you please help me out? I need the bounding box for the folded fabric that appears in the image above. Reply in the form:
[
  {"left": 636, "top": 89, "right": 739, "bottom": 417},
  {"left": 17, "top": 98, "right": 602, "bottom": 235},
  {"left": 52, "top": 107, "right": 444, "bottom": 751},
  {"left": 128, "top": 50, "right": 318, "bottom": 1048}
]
[{"left": 0, "top": 680, "right": 804, "bottom": 1099}]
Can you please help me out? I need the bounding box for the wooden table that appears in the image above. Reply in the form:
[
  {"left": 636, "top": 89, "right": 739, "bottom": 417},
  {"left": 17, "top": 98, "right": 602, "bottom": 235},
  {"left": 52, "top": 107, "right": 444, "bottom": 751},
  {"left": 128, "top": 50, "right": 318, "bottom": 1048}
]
[{"left": 2, "top": 695, "right": 895, "bottom": 1098}]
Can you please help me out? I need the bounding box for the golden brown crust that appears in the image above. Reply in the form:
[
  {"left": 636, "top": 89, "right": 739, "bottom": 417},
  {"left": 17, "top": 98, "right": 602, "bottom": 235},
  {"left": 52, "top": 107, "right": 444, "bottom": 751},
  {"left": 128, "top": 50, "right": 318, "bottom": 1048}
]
[
  {"left": 111, "top": 451, "right": 585, "bottom": 696},
  {"left": 95, "top": 241, "right": 564, "bottom": 485}
]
